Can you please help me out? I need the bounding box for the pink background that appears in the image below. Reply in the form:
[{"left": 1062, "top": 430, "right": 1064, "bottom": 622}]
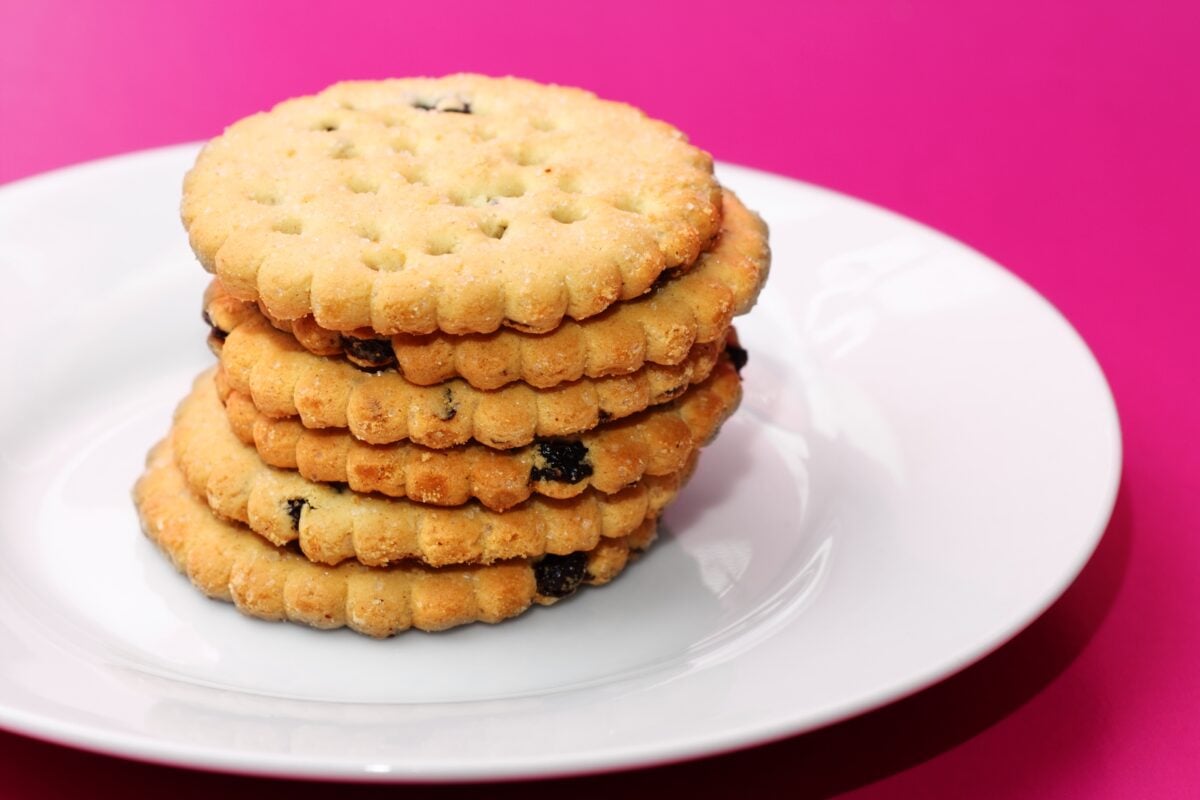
[{"left": 3, "top": 1, "right": 1198, "bottom": 797}]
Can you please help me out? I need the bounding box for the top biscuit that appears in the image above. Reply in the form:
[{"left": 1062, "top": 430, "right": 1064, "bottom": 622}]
[{"left": 182, "top": 75, "right": 723, "bottom": 335}]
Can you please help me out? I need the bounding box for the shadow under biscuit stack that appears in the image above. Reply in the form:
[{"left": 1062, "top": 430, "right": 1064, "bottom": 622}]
[{"left": 133, "top": 75, "right": 770, "bottom": 637}]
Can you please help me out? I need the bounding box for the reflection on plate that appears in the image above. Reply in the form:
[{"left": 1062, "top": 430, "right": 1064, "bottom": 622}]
[{"left": 0, "top": 147, "right": 1120, "bottom": 781}]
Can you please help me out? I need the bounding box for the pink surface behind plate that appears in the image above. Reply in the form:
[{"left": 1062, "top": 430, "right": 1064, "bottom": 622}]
[{"left": 2, "top": 1, "right": 1198, "bottom": 797}]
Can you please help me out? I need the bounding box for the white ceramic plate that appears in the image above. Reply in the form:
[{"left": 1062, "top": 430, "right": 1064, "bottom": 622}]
[{"left": 0, "top": 146, "right": 1120, "bottom": 781}]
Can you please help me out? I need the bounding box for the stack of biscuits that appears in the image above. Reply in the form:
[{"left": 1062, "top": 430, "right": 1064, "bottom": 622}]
[{"left": 133, "top": 75, "right": 770, "bottom": 637}]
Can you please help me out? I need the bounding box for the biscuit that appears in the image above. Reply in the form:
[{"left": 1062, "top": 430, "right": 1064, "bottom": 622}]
[
  {"left": 214, "top": 309, "right": 722, "bottom": 449},
  {"left": 135, "top": 441, "right": 657, "bottom": 637},
  {"left": 172, "top": 371, "right": 692, "bottom": 568},
  {"left": 216, "top": 353, "right": 742, "bottom": 511},
  {"left": 182, "top": 75, "right": 722, "bottom": 335},
  {"left": 204, "top": 189, "right": 769, "bottom": 389}
]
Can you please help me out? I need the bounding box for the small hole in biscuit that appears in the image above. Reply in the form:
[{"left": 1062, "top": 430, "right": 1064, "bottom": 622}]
[
  {"left": 347, "top": 176, "right": 380, "bottom": 194},
  {"left": 313, "top": 118, "right": 340, "bottom": 132},
  {"left": 338, "top": 100, "right": 357, "bottom": 111},
  {"left": 479, "top": 217, "right": 509, "bottom": 240},
  {"left": 425, "top": 236, "right": 458, "bottom": 256},
  {"left": 411, "top": 95, "right": 472, "bottom": 114},
  {"left": 362, "top": 247, "right": 406, "bottom": 271},
  {"left": 356, "top": 222, "right": 381, "bottom": 242},
  {"left": 330, "top": 140, "right": 358, "bottom": 160},
  {"left": 492, "top": 175, "right": 525, "bottom": 198},
  {"left": 557, "top": 173, "right": 582, "bottom": 194},
  {"left": 514, "top": 145, "right": 544, "bottom": 167},
  {"left": 551, "top": 205, "right": 586, "bottom": 225},
  {"left": 613, "top": 195, "right": 643, "bottom": 214},
  {"left": 399, "top": 164, "right": 426, "bottom": 185},
  {"left": 250, "top": 190, "right": 280, "bottom": 206},
  {"left": 272, "top": 218, "right": 303, "bottom": 235}
]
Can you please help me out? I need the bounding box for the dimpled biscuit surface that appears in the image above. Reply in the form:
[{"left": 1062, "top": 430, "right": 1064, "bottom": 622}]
[{"left": 182, "top": 75, "right": 722, "bottom": 335}]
